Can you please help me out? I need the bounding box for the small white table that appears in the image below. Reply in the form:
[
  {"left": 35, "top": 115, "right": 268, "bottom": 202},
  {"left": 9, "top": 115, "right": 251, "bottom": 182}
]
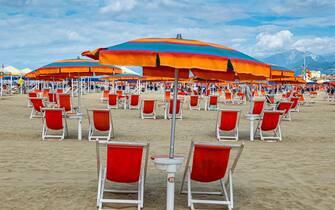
[
  {"left": 152, "top": 155, "right": 184, "bottom": 210},
  {"left": 66, "top": 112, "right": 83, "bottom": 140},
  {"left": 245, "top": 114, "right": 260, "bottom": 141}
]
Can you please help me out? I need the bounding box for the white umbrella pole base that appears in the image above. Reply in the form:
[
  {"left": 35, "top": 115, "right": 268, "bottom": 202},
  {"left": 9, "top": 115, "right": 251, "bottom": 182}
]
[{"left": 152, "top": 156, "right": 184, "bottom": 210}]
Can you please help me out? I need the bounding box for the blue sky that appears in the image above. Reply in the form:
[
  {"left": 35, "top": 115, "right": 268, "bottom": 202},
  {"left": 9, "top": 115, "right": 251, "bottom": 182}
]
[{"left": 1, "top": 0, "right": 335, "bottom": 70}]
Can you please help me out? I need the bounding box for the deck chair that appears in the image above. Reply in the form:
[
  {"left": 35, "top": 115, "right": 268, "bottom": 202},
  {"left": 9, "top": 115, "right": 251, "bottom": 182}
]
[
  {"left": 129, "top": 95, "right": 140, "bottom": 110},
  {"left": 97, "top": 142, "right": 149, "bottom": 210},
  {"left": 100, "top": 90, "right": 110, "bottom": 102},
  {"left": 289, "top": 97, "right": 300, "bottom": 112},
  {"left": 276, "top": 101, "right": 293, "bottom": 121},
  {"left": 41, "top": 108, "right": 68, "bottom": 140},
  {"left": 30, "top": 98, "right": 46, "bottom": 119},
  {"left": 166, "top": 99, "right": 182, "bottom": 120},
  {"left": 254, "top": 111, "right": 283, "bottom": 141},
  {"left": 189, "top": 95, "right": 200, "bottom": 110},
  {"left": 207, "top": 95, "right": 219, "bottom": 111},
  {"left": 107, "top": 94, "right": 118, "bottom": 109},
  {"left": 164, "top": 91, "right": 171, "bottom": 102},
  {"left": 56, "top": 89, "right": 64, "bottom": 94},
  {"left": 180, "top": 142, "right": 244, "bottom": 210},
  {"left": 140, "top": 100, "right": 156, "bottom": 119},
  {"left": 47, "top": 93, "right": 57, "bottom": 105},
  {"left": 216, "top": 109, "right": 240, "bottom": 141},
  {"left": 87, "top": 109, "right": 114, "bottom": 141},
  {"left": 42, "top": 89, "right": 50, "bottom": 98},
  {"left": 235, "top": 92, "right": 246, "bottom": 104},
  {"left": 223, "top": 92, "right": 233, "bottom": 104},
  {"left": 247, "top": 100, "right": 265, "bottom": 119},
  {"left": 27, "top": 92, "right": 38, "bottom": 107},
  {"left": 58, "top": 94, "right": 77, "bottom": 115},
  {"left": 265, "top": 95, "right": 275, "bottom": 105}
]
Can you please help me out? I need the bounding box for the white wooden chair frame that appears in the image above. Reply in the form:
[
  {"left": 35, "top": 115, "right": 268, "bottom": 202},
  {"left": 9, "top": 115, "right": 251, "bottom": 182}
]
[
  {"left": 87, "top": 109, "right": 114, "bottom": 141},
  {"left": 41, "top": 108, "right": 68, "bottom": 141},
  {"left": 216, "top": 109, "right": 241, "bottom": 141},
  {"left": 254, "top": 111, "right": 284, "bottom": 142},
  {"left": 180, "top": 142, "right": 244, "bottom": 210},
  {"left": 140, "top": 100, "right": 156, "bottom": 119},
  {"left": 96, "top": 141, "right": 150, "bottom": 210}
]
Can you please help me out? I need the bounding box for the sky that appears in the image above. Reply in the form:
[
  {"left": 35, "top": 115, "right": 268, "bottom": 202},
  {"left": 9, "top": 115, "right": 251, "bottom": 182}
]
[{"left": 1, "top": 0, "right": 335, "bottom": 70}]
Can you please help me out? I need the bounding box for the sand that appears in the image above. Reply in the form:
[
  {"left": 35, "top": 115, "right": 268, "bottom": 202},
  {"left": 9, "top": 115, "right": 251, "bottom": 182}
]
[{"left": 0, "top": 92, "right": 334, "bottom": 210}]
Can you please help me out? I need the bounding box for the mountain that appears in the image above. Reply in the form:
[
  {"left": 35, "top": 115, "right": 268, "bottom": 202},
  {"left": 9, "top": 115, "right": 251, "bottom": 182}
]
[{"left": 261, "top": 49, "right": 335, "bottom": 75}]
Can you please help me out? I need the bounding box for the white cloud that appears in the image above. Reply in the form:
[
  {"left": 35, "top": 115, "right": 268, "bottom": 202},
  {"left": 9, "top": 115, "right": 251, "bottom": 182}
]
[
  {"left": 255, "top": 30, "right": 293, "bottom": 50},
  {"left": 100, "top": 0, "right": 137, "bottom": 13},
  {"left": 293, "top": 37, "right": 335, "bottom": 54}
]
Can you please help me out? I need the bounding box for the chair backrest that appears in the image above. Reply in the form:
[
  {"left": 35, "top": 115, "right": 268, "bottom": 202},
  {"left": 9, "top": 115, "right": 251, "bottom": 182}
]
[
  {"left": 190, "top": 95, "right": 199, "bottom": 106},
  {"left": 116, "top": 90, "right": 123, "bottom": 96},
  {"left": 237, "top": 92, "right": 245, "bottom": 98},
  {"left": 191, "top": 144, "right": 231, "bottom": 182},
  {"left": 143, "top": 100, "right": 155, "bottom": 114},
  {"left": 130, "top": 95, "right": 139, "bottom": 106},
  {"left": 48, "top": 93, "right": 57, "bottom": 103},
  {"left": 169, "top": 99, "right": 181, "bottom": 114},
  {"left": 106, "top": 144, "right": 144, "bottom": 183},
  {"left": 43, "top": 89, "right": 50, "bottom": 97},
  {"left": 277, "top": 101, "right": 292, "bottom": 114},
  {"left": 290, "top": 97, "right": 299, "bottom": 109},
  {"left": 205, "top": 89, "right": 210, "bottom": 96},
  {"left": 103, "top": 90, "right": 109, "bottom": 99},
  {"left": 56, "top": 89, "right": 63, "bottom": 94},
  {"left": 58, "top": 94, "right": 72, "bottom": 112},
  {"left": 261, "top": 111, "right": 282, "bottom": 131},
  {"left": 93, "top": 110, "right": 110, "bottom": 131},
  {"left": 218, "top": 110, "right": 239, "bottom": 131},
  {"left": 31, "top": 98, "right": 44, "bottom": 112},
  {"left": 209, "top": 95, "right": 218, "bottom": 105},
  {"left": 165, "top": 91, "right": 171, "bottom": 99},
  {"left": 28, "top": 92, "right": 37, "bottom": 98},
  {"left": 266, "top": 95, "right": 275, "bottom": 104},
  {"left": 225, "top": 92, "right": 232, "bottom": 100},
  {"left": 250, "top": 100, "right": 265, "bottom": 115},
  {"left": 44, "top": 109, "right": 64, "bottom": 130},
  {"left": 108, "top": 94, "right": 118, "bottom": 105}
]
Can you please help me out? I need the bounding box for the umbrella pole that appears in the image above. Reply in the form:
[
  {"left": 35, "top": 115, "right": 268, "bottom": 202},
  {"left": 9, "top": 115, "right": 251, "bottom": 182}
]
[{"left": 169, "top": 68, "right": 179, "bottom": 159}]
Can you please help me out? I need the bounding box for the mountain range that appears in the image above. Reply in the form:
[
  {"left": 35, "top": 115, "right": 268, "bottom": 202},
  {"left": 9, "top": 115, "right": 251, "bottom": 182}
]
[{"left": 261, "top": 49, "right": 335, "bottom": 75}]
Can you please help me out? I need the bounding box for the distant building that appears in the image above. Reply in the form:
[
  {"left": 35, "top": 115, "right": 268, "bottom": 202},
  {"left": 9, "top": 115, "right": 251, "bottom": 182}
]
[{"left": 310, "top": 70, "right": 321, "bottom": 79}]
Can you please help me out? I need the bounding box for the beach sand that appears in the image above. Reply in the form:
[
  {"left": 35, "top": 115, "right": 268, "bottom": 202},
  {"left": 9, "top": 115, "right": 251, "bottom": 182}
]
[{"left": 0, "top": 93, "right": 334, "bottom": 210}]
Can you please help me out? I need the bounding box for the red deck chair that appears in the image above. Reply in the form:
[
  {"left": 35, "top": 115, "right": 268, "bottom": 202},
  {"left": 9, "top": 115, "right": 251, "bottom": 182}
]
[
  {"left": 42, "top": 89, "right": 50, "bottom": 98},
  {"left": 193, "top": 90, "right": 198, "bottom": 95},
  {"left": 56, "top": 89, "right": 63, "bottom": 94},
  {"left": 276, "top": 101, "right": 293, "bottom": 121},
  {"left": 223, "top": 92, "right": 233, "bottom": 104},
  {"left": 27, "top": 92, "right": 38, "bottom": 107},
  {"left": 205, "top": 89, "right": 211, "bottom": 96},
  {"left": 189, "top": 95, "right": 200, "bottom": 110},
  {"left": 180, "top": 142, "right": 244, "bottom": 210},
  {"left": 164, "top": 91, "right": 171, "bottom": 102},
  {"left": 261, "top": 90, "right": 266, "bottom": 95},
  {"left": 107, "top": 94, "right": 118, "bottom": 109},
  {"left": 265, "top": 95, "right": 275, "bottom": 105},
  {"left": 129, "top": 94, "right": 140, "bottom": 110},
  {"left": 97, "top": 142, "right": 149, "bottom": 210},
  {"left": 116, "top": 90, "right": 126, "bottom": 109},
  {"left": 290, "top": 97, "right": 300, "bottom": 112},
  {"left": 236, "top": 92, "right": 246, "bottom": 104},
  {"left": 140, "top": 100, "right": 156, "bottom": 119},
  {"left": 207, "top": 95, "right": 219, "bottom": 111},
  {"left": 58, "top": 94, "right": 76, "bottom": 115},
  {"left": 41, "top": 108, "right": 68, "bottom": 140},
  {"left": 100, "top": 90, "right": 110, "bottom": 102},
  {"left": 216, "top": 109, "right": 241, "bottom": 141},
  {"left": 30, "top": 98, "right": 45, "bottom": 119},
  {"left": 87, "top": 109, "right": 114, "bottom": 141},
  {"left": 254, "top": 111, "right": 283, "bottom": 141},
  {"left": 247, "top": 100, "right": 265, "bottom": 119},
  {"left": 48, "top": 93, "right": 57, "bottom": 105},
  {"left": 166, "top": 99, "right": 182, "bottom": 120}
]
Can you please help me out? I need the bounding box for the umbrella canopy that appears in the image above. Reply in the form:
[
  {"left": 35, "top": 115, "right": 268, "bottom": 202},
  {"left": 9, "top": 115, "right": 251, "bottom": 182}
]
[
  {"left": 3, "top": 66, "right": 22, "bottom": 76},
  {"left": 32, "top": 59, "right": 122, "bottom": 77},
  {"left": 82, "top": 38, "right": 270, "bottom": 78},
  {"left": 270, "top": 64, "right": 295, "bottom": 79},
  {"left": 101, "top": 73, "right": 141, "bottom": 81}
]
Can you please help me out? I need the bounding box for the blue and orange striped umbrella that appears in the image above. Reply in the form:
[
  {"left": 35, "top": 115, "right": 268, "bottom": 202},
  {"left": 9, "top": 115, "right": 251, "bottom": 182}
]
[
  {"left": 270, "top": 64, "right": 295, "bottom": 79},
  {"left": 31, "top": 59, "right": 122, "bottom": 77},
  {"left": 82, "top": 38, "right": 270, "bottom": 78}
]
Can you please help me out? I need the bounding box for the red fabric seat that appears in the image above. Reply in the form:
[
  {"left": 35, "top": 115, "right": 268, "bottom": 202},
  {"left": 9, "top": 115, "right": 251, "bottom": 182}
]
[
  {"left": 261, "top": 112, "right": 281, "bottom": 131},
  {"left": 130, "top": 95, "right": 139, "bottom": 106},
  {"left": 219, "top": 110, "right": 238, "bottom": 131},
  {"left": 191, "top": 144, "right": 231, "bottom": 182},
  {"left": 209, "top": 95, "right": 218, "bottom": 105},
  {"left": 108, "top": 94, "right": 118, "bottom": 106},
  {"left": 190, "top": 95, "right": 199, "bottom": 106},
  {"left": 48, "top": 93, "right": 57, "bottom": 103},
  {"left": 58, "top": 94, "right": 72, "bottom": 112},
  {"left": 251, "top": 100, "right": 265, "bottom": 115},
  {"left": 106, "top": 145, "right": 143, "bottom": 183},
  {"left": 31, "top": 98, "right": 44, "bottom": 112},
  {"left": 93, "top": 110, "right": 110, "bottom": 131},
  {"left": 277, "top": 102, "right": 292, "bottom": 114},
  {"left": 28, "top": 92, "right": 37, "bottom": 98},
  {"left": 143, "top": 100, "right": 155, "bottom": 114},
  {"left": 45, "top": 109, "right": 64, "bottom": 130},
  {"left": 169, "top": 99, "right": 181, "bottom": 115},
  {"left": 290, "top": 97, "right": 299, "bottom": 109}
]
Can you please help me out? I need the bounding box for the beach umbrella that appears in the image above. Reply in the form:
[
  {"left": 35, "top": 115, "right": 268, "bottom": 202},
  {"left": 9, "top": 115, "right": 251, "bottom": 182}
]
[
  {"left": 270, "top": 64, "right": 295, "bottom": 79},
  {"left": 83, "top": 37, "right": 270, "bottom": 155},
  {"left": 30, "top": 59, "right": 122, "bottom": 113}
]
